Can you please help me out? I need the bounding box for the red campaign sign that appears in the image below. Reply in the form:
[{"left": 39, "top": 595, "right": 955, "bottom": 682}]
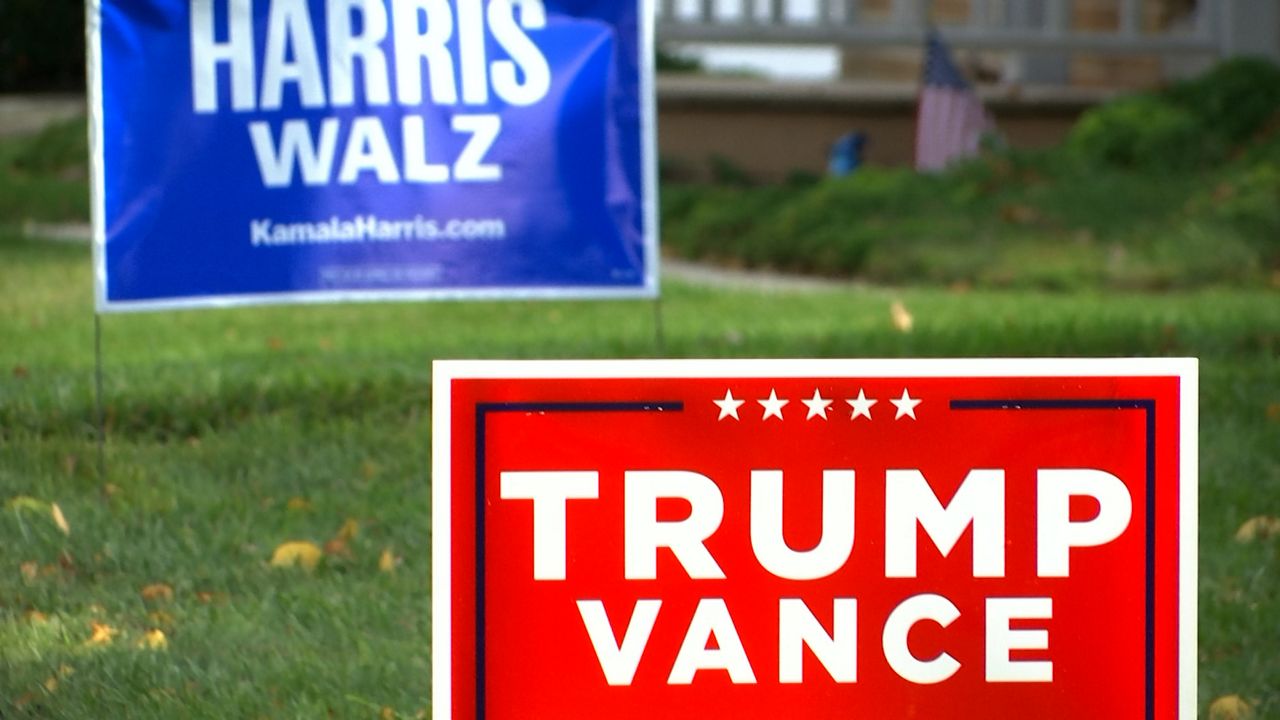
[{"left": 432, "top": 359, "right": 1197, "bottom": 719}]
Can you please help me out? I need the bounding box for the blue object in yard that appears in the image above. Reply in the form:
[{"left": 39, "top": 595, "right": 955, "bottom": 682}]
[{"left": 828, "top": 132, "right": 867, "bottom": 177}]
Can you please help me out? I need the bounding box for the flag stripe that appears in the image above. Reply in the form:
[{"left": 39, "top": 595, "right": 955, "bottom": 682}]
[{"left": 915, "top": 32, "right": 994, "bottom": 172}]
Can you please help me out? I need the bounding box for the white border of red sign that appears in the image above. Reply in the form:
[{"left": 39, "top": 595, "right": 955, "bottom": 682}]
[{"left": 431, "top": 357, "right": 1198, "bottom": 718}]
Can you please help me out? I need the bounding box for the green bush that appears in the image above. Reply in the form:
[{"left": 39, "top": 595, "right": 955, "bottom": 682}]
[
  {"left": 1069, "top": 57, "right": 1280, "bottom": 171},
  {"left": 1168, "top": 57, "right": 1280, "bottom": 147},
  {"left": 1068, "top": 94, "right": 1209, "bottom": 170}
]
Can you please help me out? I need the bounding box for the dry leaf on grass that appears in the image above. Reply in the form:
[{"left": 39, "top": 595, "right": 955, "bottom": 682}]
[
  {"left": 139, "top": 629, "right": 168, "bottom": 650},
  {"left": 1208, "top": 695, "right": 1253, "bottom": 720},
  {"left": 20, "top": 561, "right": 38, "bottom": 581},
  {"left": 51, "top": 503, "right": 70, "bottom": 535},
  {"left": 1235, "top": 516, "right": 1280, "bottom": 543},
  {"left": 7, "top": 496, "right": 47, "bottom": 513},
  {"left": 324, "top": 538, "right": 353, "bottom": 558},
  {"left": 195, "top": 590, "right": 227, "bottom": 604},
  {"left": 890, "top": 301, "right": 914, "bottom": 333},
  {"left": 26, "top": 610, "right": 48, "bottom": 624},
  {"left": 324, "top": 518, "right": 362, "bottom": 557},
  {"left": 86, "top": 621, "right": 118, "bottom": 646},
  {"left": 379, "top": 548, "right": 400, "bottom": 574},
  {"left": 286, "top": 496, "right": 313, "bottom": 511},
  {"left": 140, "top": 583, "right": 174, "bottom": 602},
  {"left": 270, "top": 541, "right": 323, "bottom": 571},
  {"left": 335, "top": 518, "right": 359, "bottom": 543}
]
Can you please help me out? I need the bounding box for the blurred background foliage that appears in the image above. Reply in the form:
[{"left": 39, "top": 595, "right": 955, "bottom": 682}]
[{"left": 662, "top": 58, "right": 1280, "bottom": 291}]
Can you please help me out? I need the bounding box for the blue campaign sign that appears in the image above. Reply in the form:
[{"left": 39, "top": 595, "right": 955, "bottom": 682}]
[{"left": 89, "top": 0, "right": 656, "bottom": 311}]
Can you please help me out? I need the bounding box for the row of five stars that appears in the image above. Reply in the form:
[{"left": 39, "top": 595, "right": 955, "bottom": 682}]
[{"left": 714, "top": 389, "right": 922, "bottom": 421}]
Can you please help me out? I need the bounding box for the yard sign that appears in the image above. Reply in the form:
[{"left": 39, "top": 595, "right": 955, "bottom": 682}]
[
  {"left": 432, "top": 358, "right": 1197, "bottom": 719},
  {"left": 88, "top": 0, "right": 656, "bottom": 311}
]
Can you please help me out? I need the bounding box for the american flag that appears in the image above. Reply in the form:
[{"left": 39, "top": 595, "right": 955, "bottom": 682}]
[{"left": 915, "top": 31, "right": 996, "bottom": 172}]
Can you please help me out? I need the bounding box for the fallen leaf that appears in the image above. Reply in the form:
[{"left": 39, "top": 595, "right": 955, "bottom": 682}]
[
  {"left": 1235, "top": 516, "right": 1280, "bottom": 543},
  {"left": 58, "top": 665, "right": 74, "bottom": 678},
  {"left": 323, "top": 537, "right": 353, "bottom": 558},
  {"left": 26, "top": 610, "right": 48, "bottom": 624},
  {"left": 286, "top": 497, "right": 313, "bottom": 511},
  {"left": 361, "top": 460, "right": 381, "bottom": 480},
  {"left": 148, "top": 610, "right": 174, "bottom": 628},
  {"left": 380, "top": 707, "right": 396, "bottom": 720},
  {"left": 12, "top": 365, "right": 29, "bottom": 379},
  {"left": 86, "top": 621, "right": 118, "bottom": 646},
  {"left": 7, "top": 496, "right": 47, "bottom": 513},
  {"left": 44, "top": 675, "right": 59, "bottom": 693},
  {"left": 270, "top": 541, "right": 323, "bottom": 571},
  {"left": 195, "top": 590, "right": 227, "bottom": 604},
  {"left": 335, "top": 518, "right": 359, "bottom": 543},
  {"left": 58, "top": 551, "right": 75, "bottom": 571},
  {"left": 21, "top": 561, "right": 38, "bottom": 581},
  {"left": 14, "top": 691, "right": 35, "bottom": 708},
  {"left": 140, "top": 583, "right": 174, "bottom": 602},
  {"left": 1267, "top": 403, "right": 1280, "bottom": 422},
  {"left": 1208, "top": 694, "right": 1253, "bottom": 720},
  {"left": 267, "top": 336, "right": 285, "bottom": 351},
  {"left": 51, "top": 503, "right": 70, "bottom": 535},
  {"left": 103, "top": 483, "right": 121, "bottom": 497},
  {"left": 890, "top": 301, "right": 914, "bottom": 333},
  {"left": 139, "top": 629, "right": 168, "bottom": 650},
  {"left": 379, "top": 547, "right": 400, "bottom": 574}
]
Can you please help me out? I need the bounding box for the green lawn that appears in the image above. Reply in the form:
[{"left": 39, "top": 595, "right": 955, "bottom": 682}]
[{"left": 1, "top": 231, "right": 1278, "bottom": 718}]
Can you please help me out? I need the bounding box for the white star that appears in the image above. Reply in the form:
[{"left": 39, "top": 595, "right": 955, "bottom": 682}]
[
  {"left": 846, "top": 389, "right": 877, "bottom": 420},
  {"left": 714, "top": 389, "right": 745, "bottom": 421},
  {"left": 759, "top": 389, "right": 789, "bottom": 421},
  {"left": 890, "top": 389, "right": 921, "bottom": 420},
  {"left": 802, "top": 389, "right": 833, "bottom": 420}
]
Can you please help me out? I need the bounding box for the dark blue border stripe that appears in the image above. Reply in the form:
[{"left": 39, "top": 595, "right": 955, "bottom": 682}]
[
  {"left": 951, "top": 398, "right": 1157, "bottom": 720},
  {"left": 473, "top": 400, "right": 683, "bottom": 720},
  {"left": 950, "top": 398, "right": 1152, "bottom": 411}
]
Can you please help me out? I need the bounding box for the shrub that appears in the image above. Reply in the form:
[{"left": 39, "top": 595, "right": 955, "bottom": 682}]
[
  {"left": 1069, "top": 57, "right": 1280, "bottom": 171},
  {"left": 1068, "top": 95, "right": 1209, "bottom": 170},
  {"left": 1167, "top": 57, "right": 1280, "bottom": 147}
]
